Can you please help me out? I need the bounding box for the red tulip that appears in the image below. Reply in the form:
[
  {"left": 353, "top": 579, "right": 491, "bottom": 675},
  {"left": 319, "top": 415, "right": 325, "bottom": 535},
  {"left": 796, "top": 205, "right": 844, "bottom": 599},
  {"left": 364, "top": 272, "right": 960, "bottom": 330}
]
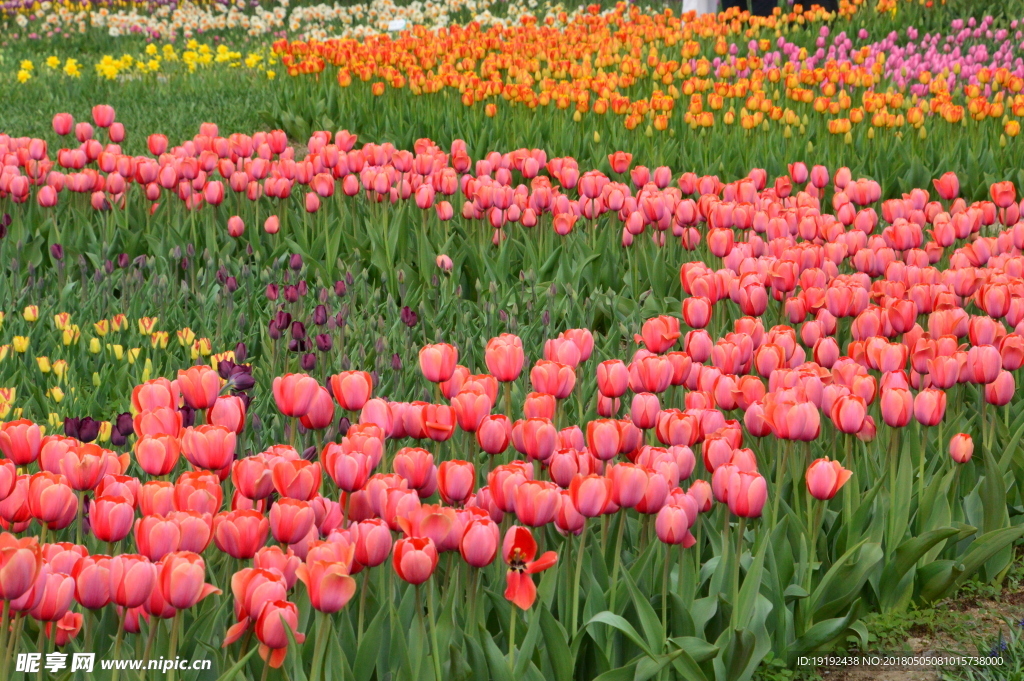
[
  {"left": 437, "top": 460, "right": 475, "bottom": 505},
  {"left": 805, "top": 458, "right": 853, "bottom": 501},
  {"left": 232, "top": 455, "right": 275, "bottom": 501},
  {"left": 726, "top": 471, "right": 767, "bottom": 518},
  {"left": 329, "top": 371, "right": 373, "bottom": 411},
  {"left": 0, "top": 533, "right": 42, "bottom": 601},
  {"left": 596, "top": 360, "right": 629, "bottom": 398},
  {"left": 913, "top": 388, "right": 947, "bottom": 426},
  {"left": 72, "top": 554, "right": 111, "bottom": 609},
  {"left": 933, "top": 172, "right": 959, "bottom": 201},
  {"left": 0, "top": 419, "right": 42, "bottom": 465},
  {"left": 181, "top": 425, "right": 236, "bottom": 471},
  {"left": 214, "top": 510, "right": 270, "bottom": 559},
  {"left": 477, "top": 415, "right": 512, "bottom": 454},
  {"left": 297, "top": 560, "right": 356, "bottom": 614},
  {"left": 990, "top": 181, "right": 1016, "bottom": 208},
  {"left": 28, "top": 472, "right": 78, "bottom": 529},
  {"left": 460, "top": 517, "right": 500, "bottom": 567},
  {"left": 208, "top": 395, "right": 247, "bottom": 434},
  {"left": 419, "top": 343, "right": 459, "bottom": 383},
  {"left": 134, "top": 435, "right": 181, "bottom": 477},
  {"left": 511, "top": 418, "right": 558, "bottom": 463},
  {"left": 656, "top": 504, "right": 695, "bottom": 545},
  {"left": 255, "top": 600, "right": 305, "bottom": 668},
  {"left": 949, "top": 434, "right": 974, "bottom": 464},
  {"left": 174, "top": 471, "right": 223, "bottom": 515},
  {"left": 272, "top": 373, "right": 321, "bottom": 418},
  {"left": 530, "top": 360, "right": 575, "bottom": 398},
  {"left": 90, "top": 495, "right": 135, "bottom": 543},
  {"left": 28, "top": 566, "right": 76, "bottom": 622},
  {"left": 485, "top": 334, "right": 525, "bottom": 382},
  {"left": 393, "top": 536, "right": 439, "bottom": 584},
  {"left": 830, "top": 395, "right": 867, "bottom": 434},
  {"left": 159, "top": 552, "right": 220, "bottom": 610},
  {"left": 92, "top": 105, "right": 115, "bottom": 128},
  {"left": 108, "top": 554, "right": 157, "bottom": 609},
  {"left": 269, "top": 499, "right": 315, "bottom": 545},
  {"left": 177, "top": 366, "right": 221, "bottom": 410},
  {"left": 502, "top": 526, "right": 557, "bottom": 610},
  {"left": 353, "top": 519, "right": 393, "bottom": 567}
]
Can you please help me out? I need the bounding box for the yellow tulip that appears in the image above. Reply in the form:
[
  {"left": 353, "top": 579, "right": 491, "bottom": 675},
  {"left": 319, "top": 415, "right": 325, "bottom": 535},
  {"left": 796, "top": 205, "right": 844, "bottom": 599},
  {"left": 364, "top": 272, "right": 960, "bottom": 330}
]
[
  {"left": 52, "top": 360, "right": 68, "bottom": 380},
  {"left": 13, "top": 337, "right": 29, "bottom": 353},
  {"left": 23, "top": 306, "right": 38, "bottom": 322},
  {"left": 107, "top": 344, "right": 124, "bottom": 360},
  {"left": 62, "top": 326, "right": 81, "bottom": 346},
  {"left": 48, "top": 387, "right": 65, "bottom": 403},
  {"left": 89, "top": 338, "right": 101, "bottom": 354},
  {"left": 98, "top": 421, "right": 112, "bottom": 443},
  {"left": 92, "top": 372, "right": 101, "bottom": 387},
  {"left": 47, "top": 413, "right": 62, "bottom": 429},
  {"left": 111, "top": 314, "right": 127, "bottom": 331},
  {"left": 127, "top": 348, "right": 141, "bottom": 364},
  {"left": 37, "top": 357, "right": 51, "bottom": 373},
  {"left": 93, "top": 320, "right": 110, "bottom": 337},
  {"left": 53, "top": 313, "right": 71, "bottom": 330},
  {"left": 141, "top": 358, "right": 153, "bottom": 383},
  {"left": 138, "top": 317, "right": 159, "bottom": 334},
  {"left": 0, "top": 345, "right": 9, "bottom": 361},
  {"left": 177, "top": 327, "right": 196, "bottom": 347}
]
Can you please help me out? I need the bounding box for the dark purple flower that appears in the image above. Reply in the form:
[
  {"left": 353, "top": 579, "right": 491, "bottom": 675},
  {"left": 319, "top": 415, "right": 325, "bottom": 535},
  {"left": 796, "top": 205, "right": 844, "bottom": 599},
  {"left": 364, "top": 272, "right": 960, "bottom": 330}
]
[
  {"left": 301, "top": 353, "right": 316, "bottom": 371},
  {"left": 115, "top": 412, "right": 134, "bottom": 437},
  {"left": 50, "top": 244, "right": 64, "bottom": 261},
  {"left": 313, "top": 305, "right": 327, "bottom": 326},
  {"left": 316, "top": 334, "right": 332, "bottom": 352}
]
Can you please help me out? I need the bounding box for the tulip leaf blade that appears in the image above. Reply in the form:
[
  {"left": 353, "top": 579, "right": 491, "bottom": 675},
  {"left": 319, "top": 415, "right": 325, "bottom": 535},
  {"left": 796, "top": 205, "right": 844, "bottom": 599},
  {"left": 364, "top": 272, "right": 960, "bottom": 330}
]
[
  {"left": 212, "top": 646, "right": 258, "bottom": 681},
  {"left": 622, "top": 566, "right": 665, "bottom": 654},
  {"left": 878, "top": 527, "right": 959, "bottom": 612},
  {"left": 539, "top": 605, "right": 574, "bottom": 681},
  {"left": 353, "top": 604, "right": 387, "bottom": 681},
  {"left": 584, "top": 612, "right": 655, "bottom": 659}
]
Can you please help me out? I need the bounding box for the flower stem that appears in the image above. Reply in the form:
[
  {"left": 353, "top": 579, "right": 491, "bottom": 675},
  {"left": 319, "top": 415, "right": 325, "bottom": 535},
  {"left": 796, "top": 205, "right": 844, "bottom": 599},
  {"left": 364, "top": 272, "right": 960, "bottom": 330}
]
[
  {"left": 570, "top": 520, "right": 587, "bottom": 635},
  {"left": 608, "top": 511, "right": 627, "bottom": 613},
  {"left": 111, "top": 607, "right": 127, "bottom": 681},
  {"left": 507, "top": 606, "right": 517, "bottom": 669},
  {"left": 428, "top": 583, "right": 444, "bottom": 681}
]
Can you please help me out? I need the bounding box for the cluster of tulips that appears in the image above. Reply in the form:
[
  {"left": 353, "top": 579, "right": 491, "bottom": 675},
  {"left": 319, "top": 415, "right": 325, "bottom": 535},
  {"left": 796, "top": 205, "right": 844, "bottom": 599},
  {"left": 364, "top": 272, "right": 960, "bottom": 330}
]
[{"left": 6, "top": 96, "right": 1024, "bottom": 677}]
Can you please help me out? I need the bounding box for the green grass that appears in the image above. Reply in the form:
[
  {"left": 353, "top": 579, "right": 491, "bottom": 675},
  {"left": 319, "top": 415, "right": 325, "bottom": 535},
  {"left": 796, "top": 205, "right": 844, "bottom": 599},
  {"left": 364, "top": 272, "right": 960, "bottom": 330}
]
[{"left": 0, "top": 66, "right": 277, "bottom": 153}]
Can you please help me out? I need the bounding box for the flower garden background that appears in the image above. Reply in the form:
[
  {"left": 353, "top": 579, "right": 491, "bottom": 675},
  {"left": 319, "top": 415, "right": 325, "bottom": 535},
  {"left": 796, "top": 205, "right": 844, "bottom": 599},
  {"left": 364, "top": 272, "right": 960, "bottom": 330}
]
[{"left": 3, "top": 0, "right": 1024, "bottom": 679}]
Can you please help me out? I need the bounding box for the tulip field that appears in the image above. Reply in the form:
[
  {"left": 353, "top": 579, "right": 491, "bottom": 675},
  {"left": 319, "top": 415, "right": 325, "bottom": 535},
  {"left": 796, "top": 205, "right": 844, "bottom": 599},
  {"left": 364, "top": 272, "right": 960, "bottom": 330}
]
[{"left": 7, "top": 0, "right": 1024, "bottom": 680}]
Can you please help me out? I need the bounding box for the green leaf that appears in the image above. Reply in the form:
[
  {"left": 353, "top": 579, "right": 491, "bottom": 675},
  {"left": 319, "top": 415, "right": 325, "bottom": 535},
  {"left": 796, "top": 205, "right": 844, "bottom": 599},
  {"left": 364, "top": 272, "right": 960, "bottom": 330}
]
[
  {"left": 785, "top": 600, "right": 861, "bottom": 666},
  {"left": 539, "top": 605, "right": 575, "bottom": 681},
  {"left": 732, "top": 533, "right": 767, "bottom": 630},
  {"left": 878, "top": 528, "right": 959, "bottom": 612},
  {"left": 481, "top": 627, "right": 515, "bottom": 681},
  {"left": 584, "top": 612, "right": 655, "bottom": 658},
  {"left": 623, "top": 568, "right": 665, "bottom": 654},
  {"left": 353, "top": 605, "right": 387, "bottom": 681},
  {"left": 917, "top": 525, "right": 1024, "bottom": 602},
  {"left": 592, "top": 662, "right": 638, "bottom": 681},
  {"left": 211, "top": 647, "right": 258, "bottom": 681},
  {"left": 513, "top": 607, "right": 543, "bottom": 679}
]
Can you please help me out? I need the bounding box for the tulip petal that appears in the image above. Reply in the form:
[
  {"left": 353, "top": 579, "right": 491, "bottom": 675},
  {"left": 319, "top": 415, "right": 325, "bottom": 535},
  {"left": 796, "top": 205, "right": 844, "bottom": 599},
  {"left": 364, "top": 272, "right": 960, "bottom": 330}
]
[
  {"left": 504, "top": 570, "right": 537, "bottom": 610},
  {"left": 526, "top": 551, "right": 558, "bottom": 574}
]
